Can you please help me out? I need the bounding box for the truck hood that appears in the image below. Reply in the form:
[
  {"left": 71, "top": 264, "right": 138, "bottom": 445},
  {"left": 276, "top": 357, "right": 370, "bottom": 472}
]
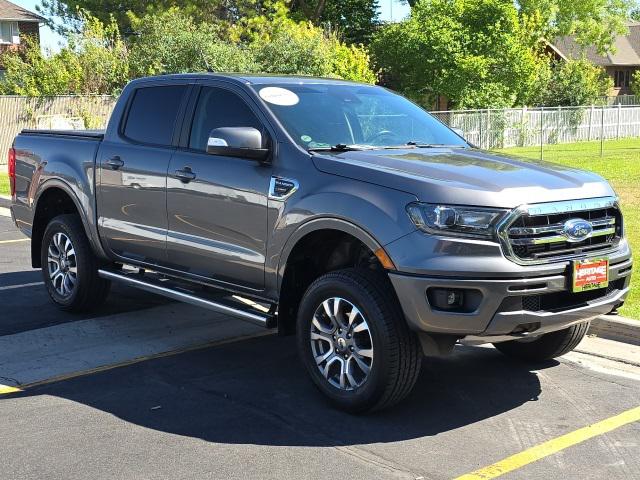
[{"left": 311, "top": 147, "right": 615, "bottom": 208}]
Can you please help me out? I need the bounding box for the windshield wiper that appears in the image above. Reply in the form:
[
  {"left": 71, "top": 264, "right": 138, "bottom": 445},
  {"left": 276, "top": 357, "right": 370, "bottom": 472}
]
[
  {"left": 378, "top": 142, "right": 468, "bottom": 150},
  {"left": 406, "top": 142, "right": 467, "bottom": 148},
  {"left": 308, "top": 144, "right": 374, "bottom": 153}
]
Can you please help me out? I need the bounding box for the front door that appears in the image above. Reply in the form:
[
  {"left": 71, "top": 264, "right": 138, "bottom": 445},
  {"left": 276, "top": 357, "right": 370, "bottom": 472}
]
[
  {"left": 98, "top": 84, "right": 190, "bottom": 265},
  {"left": 165, "top": 85, "right": 272, "bottom": 290}
]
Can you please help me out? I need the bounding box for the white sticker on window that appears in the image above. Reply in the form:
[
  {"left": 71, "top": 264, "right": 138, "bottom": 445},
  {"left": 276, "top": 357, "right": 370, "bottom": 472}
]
[{"left": 259, "top": 87, "right": 299, "bottom": 106}]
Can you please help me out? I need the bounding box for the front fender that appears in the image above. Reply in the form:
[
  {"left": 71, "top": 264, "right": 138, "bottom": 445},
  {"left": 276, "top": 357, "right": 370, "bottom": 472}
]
[
  {"left": 265, "top": 179, "right": 418, "bottom": 298},
  {"left": 275, "top": 216, "right": 383, "bottom": 289}
]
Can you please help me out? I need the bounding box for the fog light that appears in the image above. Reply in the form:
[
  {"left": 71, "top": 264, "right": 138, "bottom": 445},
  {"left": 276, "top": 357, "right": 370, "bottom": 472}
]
[
  {"left": 427, "top": 287, "right": 483, "bottom": 313},
  {"left": 429, "top": 288, "right": 464, "bottom": 310}
]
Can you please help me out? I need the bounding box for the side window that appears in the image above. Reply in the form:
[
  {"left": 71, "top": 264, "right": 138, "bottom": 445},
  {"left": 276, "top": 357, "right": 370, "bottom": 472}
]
[
  {"left": 123, "top": 85, "right": 188, "bottom": 146},
  {"left": 189, "top": 87, "right": 263, "bottom": 151}
]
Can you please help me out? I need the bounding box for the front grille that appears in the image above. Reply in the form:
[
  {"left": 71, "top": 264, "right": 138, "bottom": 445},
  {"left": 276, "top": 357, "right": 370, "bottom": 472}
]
[
  {"left": 499, "top": 197, "right": 623, "bottom": 264},
  {"left": 521, "top": 279, "right": 625, "bottom": 312}
]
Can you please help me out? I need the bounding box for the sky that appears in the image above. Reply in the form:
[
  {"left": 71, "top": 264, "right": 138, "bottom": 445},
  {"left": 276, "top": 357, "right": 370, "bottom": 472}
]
[
  {"left": 12, "top": 0, "right": 411, "bottom": 53},
  {"left": 13, "top": 0, "right": 63, "bottom": 51}
]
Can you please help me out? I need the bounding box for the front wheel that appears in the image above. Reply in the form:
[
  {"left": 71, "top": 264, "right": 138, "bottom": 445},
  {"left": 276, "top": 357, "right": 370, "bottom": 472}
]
[
  {"left": 296, "top": 268, "right": 422, "bottom": 413},
  {"left": 41, "top": 214, "right": 110, "bottom": 312},
  {"left": 493, "top": 322, "right": 589, "bottom": 361}
]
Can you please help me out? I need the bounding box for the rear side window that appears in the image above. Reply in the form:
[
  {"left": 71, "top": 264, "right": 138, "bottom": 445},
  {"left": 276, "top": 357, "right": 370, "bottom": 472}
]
[{"left": 123, "top": 86, "right": 188, "bottom": 146}]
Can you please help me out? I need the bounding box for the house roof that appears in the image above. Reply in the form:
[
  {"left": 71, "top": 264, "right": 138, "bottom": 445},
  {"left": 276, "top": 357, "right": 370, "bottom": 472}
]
[
  {"left": 0, "top": 0, "right": 45, "bottom": 22},
  {"left": 551, "top": 21, "right": 640, "bottom": 67}
]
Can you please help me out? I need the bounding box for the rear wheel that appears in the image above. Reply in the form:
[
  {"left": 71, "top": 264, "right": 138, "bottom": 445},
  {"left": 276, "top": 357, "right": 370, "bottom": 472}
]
[
  {"left": 297, "top": 268, "right": 422, "bottom": 413},
  {"left": 41, "top": 214, "right": 110, "bottom": 312},
  {"left": 493, "top": 322, "right": 589, "bottom": 361}
]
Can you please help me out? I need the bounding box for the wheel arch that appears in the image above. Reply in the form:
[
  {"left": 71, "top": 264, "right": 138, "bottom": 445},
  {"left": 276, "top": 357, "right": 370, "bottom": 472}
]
[
  {"left": 31, "top": 180, "right": 96, "bottom": 268},
  {"left": 277, "top": 217, "right": 384, "bottom": 290},
  {"left": 275, "top": 218, "right": 390, "bottom": 335}
]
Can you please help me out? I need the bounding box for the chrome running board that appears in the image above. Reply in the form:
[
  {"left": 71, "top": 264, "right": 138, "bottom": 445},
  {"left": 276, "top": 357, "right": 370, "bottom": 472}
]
[{"left": 98, "top": 269, "right": 275, "bottom": 328}]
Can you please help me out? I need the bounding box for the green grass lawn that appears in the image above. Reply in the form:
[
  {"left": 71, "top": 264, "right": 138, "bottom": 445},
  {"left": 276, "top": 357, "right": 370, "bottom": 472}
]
[
  {"left": 0, "top": 172, "right": 8, "bottom": 197},
  {"left": 495, "top": 139, "right": 640, "bottom": 319}
]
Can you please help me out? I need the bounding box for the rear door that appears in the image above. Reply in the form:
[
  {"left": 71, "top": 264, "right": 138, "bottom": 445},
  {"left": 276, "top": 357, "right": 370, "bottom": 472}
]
[
  {"left": 165, "top": 83, "right": 273, "bottom": 290},
  {"left": 97, "top": 82, "right": 191, "bottom": 265}
]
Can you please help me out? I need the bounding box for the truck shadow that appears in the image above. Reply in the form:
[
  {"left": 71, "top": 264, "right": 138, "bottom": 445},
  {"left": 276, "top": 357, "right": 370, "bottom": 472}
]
[
  {"left": 7, "top": 334, "right": 549, "bottom": 447},
  {"left": 0, "top": 270, "right": 171, "bottom": 336}
]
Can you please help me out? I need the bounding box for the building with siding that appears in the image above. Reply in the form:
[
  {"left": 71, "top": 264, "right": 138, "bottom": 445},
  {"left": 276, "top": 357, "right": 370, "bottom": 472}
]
[
  {"left": 0, "top": 0, "right": 45, "bottom": 77},
  {"left": 547, "top": 22, "right": 640, "bottom": 98}
]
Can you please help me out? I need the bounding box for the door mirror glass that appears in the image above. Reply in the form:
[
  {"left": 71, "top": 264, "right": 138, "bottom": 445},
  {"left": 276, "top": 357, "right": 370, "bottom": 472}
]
[{"left": 207, "top": 127, "right": 270, "bottom": 161}]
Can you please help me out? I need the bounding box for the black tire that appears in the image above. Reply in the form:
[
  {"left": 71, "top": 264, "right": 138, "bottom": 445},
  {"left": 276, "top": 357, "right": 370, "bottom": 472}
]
[
  {"left": 296, "top": 268, "right": 422, "bottom": 413},
  {"left": 493, "top": 322, "right": 589, "bottom": 361},
  {"left": 41, "top": 214, "right": 110, "bottom": 312}
]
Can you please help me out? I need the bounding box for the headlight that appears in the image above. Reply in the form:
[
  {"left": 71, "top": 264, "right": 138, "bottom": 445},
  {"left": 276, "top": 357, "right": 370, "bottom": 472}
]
[{"left": 406, "top": 203, "right": 508, "bottom": 239}]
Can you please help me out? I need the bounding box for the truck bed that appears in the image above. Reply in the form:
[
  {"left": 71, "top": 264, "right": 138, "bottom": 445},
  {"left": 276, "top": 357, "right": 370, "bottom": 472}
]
[{"left": 20, "top": 129, "right": 105, "bottom": 140}]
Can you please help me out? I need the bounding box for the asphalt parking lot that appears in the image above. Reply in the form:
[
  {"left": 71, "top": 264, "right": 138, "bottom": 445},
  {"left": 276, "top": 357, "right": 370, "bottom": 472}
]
[{"left": 1, "top": 210, "right": 639, "bottom": 480}]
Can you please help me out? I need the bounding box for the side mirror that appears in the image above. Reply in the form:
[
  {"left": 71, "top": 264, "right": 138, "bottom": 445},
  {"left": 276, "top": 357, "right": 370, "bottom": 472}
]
[
  {"left": 207, "top": 127, "right": 270, "bottom": 162},
  {"left": 451, "top": 127, "right": 465, "bottom": 139}
]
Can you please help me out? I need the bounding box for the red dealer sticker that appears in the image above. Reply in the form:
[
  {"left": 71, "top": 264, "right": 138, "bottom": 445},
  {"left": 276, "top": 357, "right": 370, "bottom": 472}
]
[{"left": 572, "top": 258, "right": 609, "bottom": 293}]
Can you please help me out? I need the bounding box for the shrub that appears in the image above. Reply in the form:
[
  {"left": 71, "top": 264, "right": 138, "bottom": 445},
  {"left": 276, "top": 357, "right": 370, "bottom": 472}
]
[
  {"left": 127, "top": 9, "right": 256, "bottom": 77},
  {"left": 0, "top": 8, "right": 376, "bottom": 96},
  {"left": 0, "top": 14, "right": 127, "bottom": 96},
  {"left": 631, "top": 69, "right": 640, "bottom": 97},
  {"left": 543, "top": 59, "right": 612, "bottom": 107},
  {"left": 251, "top": 19, "right": 376, "bottom": 83}
]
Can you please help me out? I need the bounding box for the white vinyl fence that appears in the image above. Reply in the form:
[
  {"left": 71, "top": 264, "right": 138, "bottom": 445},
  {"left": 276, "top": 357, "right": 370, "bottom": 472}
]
[
  {"left": 0, "top": 96, "right": 116, "bottom": 164},
  {"left": 604, "top": 94, "right": 639, "bottom": 105},
  {"left": 431, "top": 105, "right": 640, "bottom": 150}
]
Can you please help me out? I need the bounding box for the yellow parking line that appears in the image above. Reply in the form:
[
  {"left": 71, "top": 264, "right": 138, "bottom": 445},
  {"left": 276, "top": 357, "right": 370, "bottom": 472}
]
[
  {"left": 455, "top": 405, "right": 640, "bottom": 480},
  {"left": 0, "top": 384, "right": 22, "bottom": 395},
  {"left": 0, "top": 238, "right": 29, "bottom": 244}
]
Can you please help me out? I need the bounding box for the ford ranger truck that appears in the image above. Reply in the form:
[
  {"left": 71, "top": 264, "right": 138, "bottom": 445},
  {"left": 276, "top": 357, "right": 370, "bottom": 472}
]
[{"left": 8, "top": 74, "right": 633, "bottom": 412}]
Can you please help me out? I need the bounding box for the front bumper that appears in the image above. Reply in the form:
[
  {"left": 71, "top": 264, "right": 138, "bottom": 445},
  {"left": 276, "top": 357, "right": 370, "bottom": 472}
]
[{"left": 389, "top": 255, "right": 632, "bottom": 340}]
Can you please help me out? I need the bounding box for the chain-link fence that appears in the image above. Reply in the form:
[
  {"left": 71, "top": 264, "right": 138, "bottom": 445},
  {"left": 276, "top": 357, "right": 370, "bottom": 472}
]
[
  {"left": 0, "top": 96, "right": 116, "bottom": 164},
  {"left": 431, "top": 104, "right": 640, "bottom": 157}
]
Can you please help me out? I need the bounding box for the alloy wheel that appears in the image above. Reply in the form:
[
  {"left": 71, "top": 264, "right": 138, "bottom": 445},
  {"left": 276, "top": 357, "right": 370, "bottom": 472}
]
[
  {"left": 310, "top": 297, "right": 374, "bottom": 391},
  {"left": 47, "top": 232, "right": 77, "bottom": 297}
]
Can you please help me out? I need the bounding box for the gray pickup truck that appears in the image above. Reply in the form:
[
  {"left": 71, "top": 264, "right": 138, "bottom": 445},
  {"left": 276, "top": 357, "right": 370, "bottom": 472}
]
[{"left": 8, "top": 74, "right": 633, "bottom": 412}]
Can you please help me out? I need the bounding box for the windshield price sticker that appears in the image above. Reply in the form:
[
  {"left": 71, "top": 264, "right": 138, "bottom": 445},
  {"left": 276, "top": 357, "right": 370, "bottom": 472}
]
[
  {"left": 259, "top": 87, "right": 300, "bottom": 106},
  {"left": 572, "top": 258, "right": 609, "bottom": 292}
]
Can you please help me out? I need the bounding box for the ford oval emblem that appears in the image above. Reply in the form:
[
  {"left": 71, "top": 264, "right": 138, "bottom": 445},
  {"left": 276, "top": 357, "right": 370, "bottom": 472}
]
[{"left": 563, "top": 218, "right": 593, "bottom": 242}]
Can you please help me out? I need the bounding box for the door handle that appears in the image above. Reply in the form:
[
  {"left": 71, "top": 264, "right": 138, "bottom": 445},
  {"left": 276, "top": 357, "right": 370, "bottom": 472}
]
[
  {"left": 174, "top": 167, "right": 197, "bottom": 183},
  {"left": 106, "top": 156, "right": 124, "bottom": 170}
]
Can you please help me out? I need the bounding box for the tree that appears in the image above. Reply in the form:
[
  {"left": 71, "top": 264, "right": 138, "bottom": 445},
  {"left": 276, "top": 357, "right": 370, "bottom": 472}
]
[
  {"left": 629, "top": 69, "right": 640, "bottom": 97},
  {"left": 543, "top": 59, "right": 612, "bottom": 106},
  {"left": 126, "top": 9, "right": 255, "bottom": 77},
  {"left": 37, "top": 0, "right": 269, "bottom": 35},
  {"left": 371, "top": 0, "right": 547, "bottom": 109},
  {"left": 0, "top": 15, "right": 128, "bottom": 95},
  {"left": 518, "top": 0, "right": 631, "bottom": 54},
  {"left": 0, "top": 8, "right": 376, "bottom": 96},
  {"left": 251, "top": 19, "right": 375, "bottom": 81},
  {"left": 290, "top": 0, "right": 380, "bottom": 44},
  {"left": 402, "top": 0, "right": 631, "bottom": 54},
  {"left": 39, "top": 0, "right": 381, "bottom": 46}
]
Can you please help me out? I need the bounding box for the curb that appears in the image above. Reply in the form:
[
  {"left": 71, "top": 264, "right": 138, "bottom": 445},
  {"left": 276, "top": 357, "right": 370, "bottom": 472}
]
[
  {"left": 0, "top": 196, "right": 11, "bottom": 210},
  {"left": 589, "top": 315, "right": 640, "bottom": 347}
]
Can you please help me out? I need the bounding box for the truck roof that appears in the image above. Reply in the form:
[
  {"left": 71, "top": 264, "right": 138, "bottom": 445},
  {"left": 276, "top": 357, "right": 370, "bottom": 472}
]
[{"left": 127, "top": 73, "right": 369, "bottom": 87}]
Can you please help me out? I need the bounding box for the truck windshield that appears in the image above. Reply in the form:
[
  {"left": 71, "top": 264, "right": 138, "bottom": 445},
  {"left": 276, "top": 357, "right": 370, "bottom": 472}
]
[{"left": 254, "top": 83, "right": 468, "bottom": 150}]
